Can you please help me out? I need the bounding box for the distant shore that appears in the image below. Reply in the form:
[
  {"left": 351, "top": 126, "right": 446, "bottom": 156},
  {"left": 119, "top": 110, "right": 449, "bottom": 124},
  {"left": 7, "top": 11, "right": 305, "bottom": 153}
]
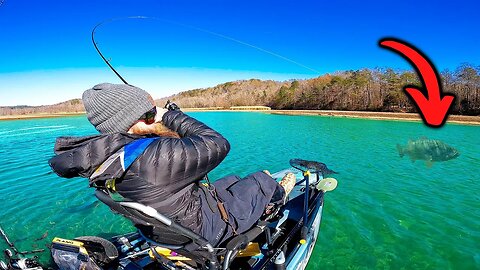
[
  {"left": 1, "top": 110, "right": 479, "bottom": 125},
  {"left": 265, "top": 110, "right": 480, "bottom": 126},
  {"left": 0, "top": 112, "right": 85, "bottom": 121},
  {"left": 183, "top": 108, "right": 480, "bottom": 125}
]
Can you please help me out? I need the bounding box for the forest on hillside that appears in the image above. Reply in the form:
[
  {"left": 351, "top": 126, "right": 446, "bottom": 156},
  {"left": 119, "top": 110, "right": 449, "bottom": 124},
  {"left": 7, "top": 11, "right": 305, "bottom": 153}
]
[
  {"left": 2, "top": 63, "right": 479, "bottom": 116},
  {"left": 159, "top": 63, "right": 480, "bottom": 115},
  {"left": 0, "top": 99, "right": 84, "bottom": 116}
]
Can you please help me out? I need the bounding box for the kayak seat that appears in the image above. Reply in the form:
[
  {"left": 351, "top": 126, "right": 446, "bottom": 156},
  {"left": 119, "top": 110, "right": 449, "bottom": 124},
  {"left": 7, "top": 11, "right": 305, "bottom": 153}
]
[
  {"left": 94, "top": 189, "right": 272, "bottom": 269},
  {"left": 95, "top": 190, "right": 195, "bottom": 248}
]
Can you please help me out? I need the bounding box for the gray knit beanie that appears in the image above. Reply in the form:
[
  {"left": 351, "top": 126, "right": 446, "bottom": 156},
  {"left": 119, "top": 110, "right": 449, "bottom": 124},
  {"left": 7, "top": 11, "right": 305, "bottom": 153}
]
[{"left": 82, "top": 83, "right": 154, "bottom": 134}]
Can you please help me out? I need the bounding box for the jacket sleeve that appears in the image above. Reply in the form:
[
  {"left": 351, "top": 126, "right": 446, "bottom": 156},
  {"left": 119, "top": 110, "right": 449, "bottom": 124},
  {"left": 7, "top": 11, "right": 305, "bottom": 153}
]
[
  {"left": 133, "top": 111, "right": 230, "bottom": 191},
  {"left": 48, "top": 133, "right": 139, "bottom": 179}
]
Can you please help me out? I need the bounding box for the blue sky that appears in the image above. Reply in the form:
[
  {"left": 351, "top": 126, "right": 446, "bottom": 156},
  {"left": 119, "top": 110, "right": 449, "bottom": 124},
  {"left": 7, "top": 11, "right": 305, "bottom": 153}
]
[{"left": 0, "top": 0, "right": 479, "bottom": 106}]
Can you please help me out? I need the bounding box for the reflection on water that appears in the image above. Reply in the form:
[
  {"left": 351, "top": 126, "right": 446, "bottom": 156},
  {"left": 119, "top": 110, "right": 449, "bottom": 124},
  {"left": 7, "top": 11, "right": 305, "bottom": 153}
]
[{"left": 0, "top": 113, "right": 479, "bottom": 269}]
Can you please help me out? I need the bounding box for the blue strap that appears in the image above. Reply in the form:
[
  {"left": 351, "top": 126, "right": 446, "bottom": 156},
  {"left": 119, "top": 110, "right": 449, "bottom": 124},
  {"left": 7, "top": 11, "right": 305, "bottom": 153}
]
[
  {"left": 90, "top": 137, "right": 159, "bottom": 184},
  {"left": 123, "top": 137, "right": 158, "bottom": 170}
]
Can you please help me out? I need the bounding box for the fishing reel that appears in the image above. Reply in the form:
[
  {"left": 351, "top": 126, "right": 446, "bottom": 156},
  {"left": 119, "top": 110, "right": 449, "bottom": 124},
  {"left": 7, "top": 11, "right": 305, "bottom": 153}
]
[
  {"left": 1, "top": 226, "right": 45, "bottom": 270},
  {"left": 9, "top": 258, "right": 42, "bottom": 270},
  {"left": 164, "top": 100, "right": 181, "bottom": 111},
  {"left": 0, "top": 254, "right": 42, "bottom": 270},
  {"left": 2, "top": 249, "right": 43, "bottom": 270}
]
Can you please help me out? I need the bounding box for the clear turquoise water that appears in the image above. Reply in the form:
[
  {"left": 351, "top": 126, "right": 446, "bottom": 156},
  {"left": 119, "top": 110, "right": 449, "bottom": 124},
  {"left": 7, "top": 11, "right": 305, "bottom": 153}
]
[{"left": 0, "top": 112, "right": 479, "bottom": 269}]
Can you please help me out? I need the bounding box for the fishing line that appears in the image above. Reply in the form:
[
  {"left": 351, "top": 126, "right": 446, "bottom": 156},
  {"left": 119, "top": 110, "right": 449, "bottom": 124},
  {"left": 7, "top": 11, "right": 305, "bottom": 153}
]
[
  {"left": 0, "top": 125, "right": 70, "bottom": 135},
  {"left": 0, "top": 126, "right": 73, "bottom": 138},
  {"left": 91, "top": 16, "right": 320, "bottom": 84},
  {"left": 163, "top": 18, "right": 321, "bottom": 74}
]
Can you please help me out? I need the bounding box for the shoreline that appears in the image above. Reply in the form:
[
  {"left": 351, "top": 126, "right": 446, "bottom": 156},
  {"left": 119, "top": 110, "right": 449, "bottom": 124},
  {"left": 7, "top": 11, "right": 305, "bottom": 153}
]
[
  {"left": 1, "top": 110, "right": 479, "bottom": 126},
  {"left": 183, "top": 109, "right": 480, "bottom": 125},
  {"left": 0, "top": 112, "right": 85, "bottom": 121},
  {"left": 265, "top": 110, "right": 480, "bottom": 126}
]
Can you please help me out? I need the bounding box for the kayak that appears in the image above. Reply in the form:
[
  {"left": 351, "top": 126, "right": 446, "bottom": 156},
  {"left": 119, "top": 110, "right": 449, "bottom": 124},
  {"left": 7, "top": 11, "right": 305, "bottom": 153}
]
[{"left": 51, "top": 159, "right": 338, "bottom": 270}]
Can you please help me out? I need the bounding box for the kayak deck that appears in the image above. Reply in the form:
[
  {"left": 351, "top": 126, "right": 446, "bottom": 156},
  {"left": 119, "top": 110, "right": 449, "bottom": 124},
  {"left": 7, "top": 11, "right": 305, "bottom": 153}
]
[
  {"left": 229, "top": 168, "right": 325, "bottom": 269},
  {"left": 50, "top": 166, "right": 330, "bottom": 270}
]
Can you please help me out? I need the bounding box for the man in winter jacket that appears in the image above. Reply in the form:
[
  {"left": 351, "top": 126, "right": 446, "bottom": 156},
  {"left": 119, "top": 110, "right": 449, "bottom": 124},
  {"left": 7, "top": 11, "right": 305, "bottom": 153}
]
[{"left": 49, "top": 83, "right": 295, "bottom": 246}]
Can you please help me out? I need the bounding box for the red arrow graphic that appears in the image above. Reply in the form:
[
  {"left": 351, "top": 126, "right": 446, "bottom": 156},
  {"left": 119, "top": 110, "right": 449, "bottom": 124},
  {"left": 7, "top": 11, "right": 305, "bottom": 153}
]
[{"left": 379, "top": 39, "right": 455, "bottom": 127}]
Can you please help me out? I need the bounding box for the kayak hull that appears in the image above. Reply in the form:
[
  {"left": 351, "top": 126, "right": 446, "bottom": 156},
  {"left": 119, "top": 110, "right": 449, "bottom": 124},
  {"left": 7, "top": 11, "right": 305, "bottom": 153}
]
[
  {"left": 51, "top": 167, "right": 329, "bottom": 270},
  {"left": 286, "top": 202, "right": 322, "bottom": 270},
  {"left": 250, "top": 168, "right": 325, "bottom": 270}
]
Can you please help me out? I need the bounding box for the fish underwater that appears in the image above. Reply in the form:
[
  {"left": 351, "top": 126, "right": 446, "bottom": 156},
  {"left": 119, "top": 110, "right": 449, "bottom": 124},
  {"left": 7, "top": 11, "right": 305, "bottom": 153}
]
[{"left": 396, "top": 138, "right": 460, "bottom": 167}]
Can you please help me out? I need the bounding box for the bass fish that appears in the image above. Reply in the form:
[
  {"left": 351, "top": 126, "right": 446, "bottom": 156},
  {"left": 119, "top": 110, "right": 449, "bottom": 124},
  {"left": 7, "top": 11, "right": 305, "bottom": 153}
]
[{"left": 396, "top": 138, "right": 460, "bottom": 167}]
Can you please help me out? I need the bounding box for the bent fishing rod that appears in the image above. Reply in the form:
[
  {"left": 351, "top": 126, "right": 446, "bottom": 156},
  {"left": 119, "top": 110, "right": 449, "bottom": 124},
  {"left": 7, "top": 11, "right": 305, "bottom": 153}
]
[{"left": 92, "top": 17, "right": 131, "bottom": 85}]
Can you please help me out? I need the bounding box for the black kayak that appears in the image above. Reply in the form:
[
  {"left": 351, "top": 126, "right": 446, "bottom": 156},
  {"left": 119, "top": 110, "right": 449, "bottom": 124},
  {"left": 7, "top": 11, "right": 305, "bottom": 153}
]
[{"left": 51, "top": 159, "right": 338, "bottom": 270}]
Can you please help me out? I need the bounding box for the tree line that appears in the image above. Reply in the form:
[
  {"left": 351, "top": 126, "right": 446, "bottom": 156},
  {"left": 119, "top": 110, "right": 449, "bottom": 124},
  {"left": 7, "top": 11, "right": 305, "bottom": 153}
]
[
  {"left": 2, "top": 63, "right": 479, "bottom": 116},
  {"left": 0, "top": 99, "right": 84, "bottom": 116},
  {"left": 160, "top": 63, "right": 480, "bottom": 115}
]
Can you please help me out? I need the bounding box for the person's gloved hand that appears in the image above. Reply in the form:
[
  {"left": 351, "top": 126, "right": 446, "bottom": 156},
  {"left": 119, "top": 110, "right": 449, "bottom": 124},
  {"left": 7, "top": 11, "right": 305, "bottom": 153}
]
[
  {"left": 164, "top": 100, "right": 181, "bottom": 111},
  {"left": 154, "top": 107, "right": 168, "bottom": 123}
]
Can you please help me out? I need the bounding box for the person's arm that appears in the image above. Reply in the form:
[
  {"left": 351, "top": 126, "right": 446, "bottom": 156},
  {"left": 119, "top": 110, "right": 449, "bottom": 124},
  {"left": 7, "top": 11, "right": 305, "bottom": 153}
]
[
  {"left": 162, "top": 110, "right": 221, "bottom": 138},
  {"left": 137, "top": 111, "right": 230, "bottom": 191}
]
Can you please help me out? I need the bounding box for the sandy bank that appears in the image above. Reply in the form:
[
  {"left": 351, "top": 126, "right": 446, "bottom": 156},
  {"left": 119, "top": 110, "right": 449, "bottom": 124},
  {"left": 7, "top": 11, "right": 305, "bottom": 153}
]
[
  {"left": 266, "top": 110, "right": 480, "bottom": 125},
  {"left": 0, "top": 112, "right": 85, "bottom": 121},
  {"left": 182, "top": 108, "right": 480, "bottom": 125},
  {"left": 1, "top": 110, "right": 479, "bottom": 126}
]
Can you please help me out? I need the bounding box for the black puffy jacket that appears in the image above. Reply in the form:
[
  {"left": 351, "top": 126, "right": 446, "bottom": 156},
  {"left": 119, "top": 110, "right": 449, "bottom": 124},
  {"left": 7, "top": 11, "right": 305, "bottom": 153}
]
[{"left": 49, "top": 111, "right": 230, "bottom": 231}]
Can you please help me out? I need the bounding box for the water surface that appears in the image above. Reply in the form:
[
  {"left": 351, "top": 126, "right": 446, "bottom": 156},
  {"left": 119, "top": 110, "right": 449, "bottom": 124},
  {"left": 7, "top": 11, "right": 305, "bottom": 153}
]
[{"left": 0, "top": 113, "right": 478, "bottom": 269}]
